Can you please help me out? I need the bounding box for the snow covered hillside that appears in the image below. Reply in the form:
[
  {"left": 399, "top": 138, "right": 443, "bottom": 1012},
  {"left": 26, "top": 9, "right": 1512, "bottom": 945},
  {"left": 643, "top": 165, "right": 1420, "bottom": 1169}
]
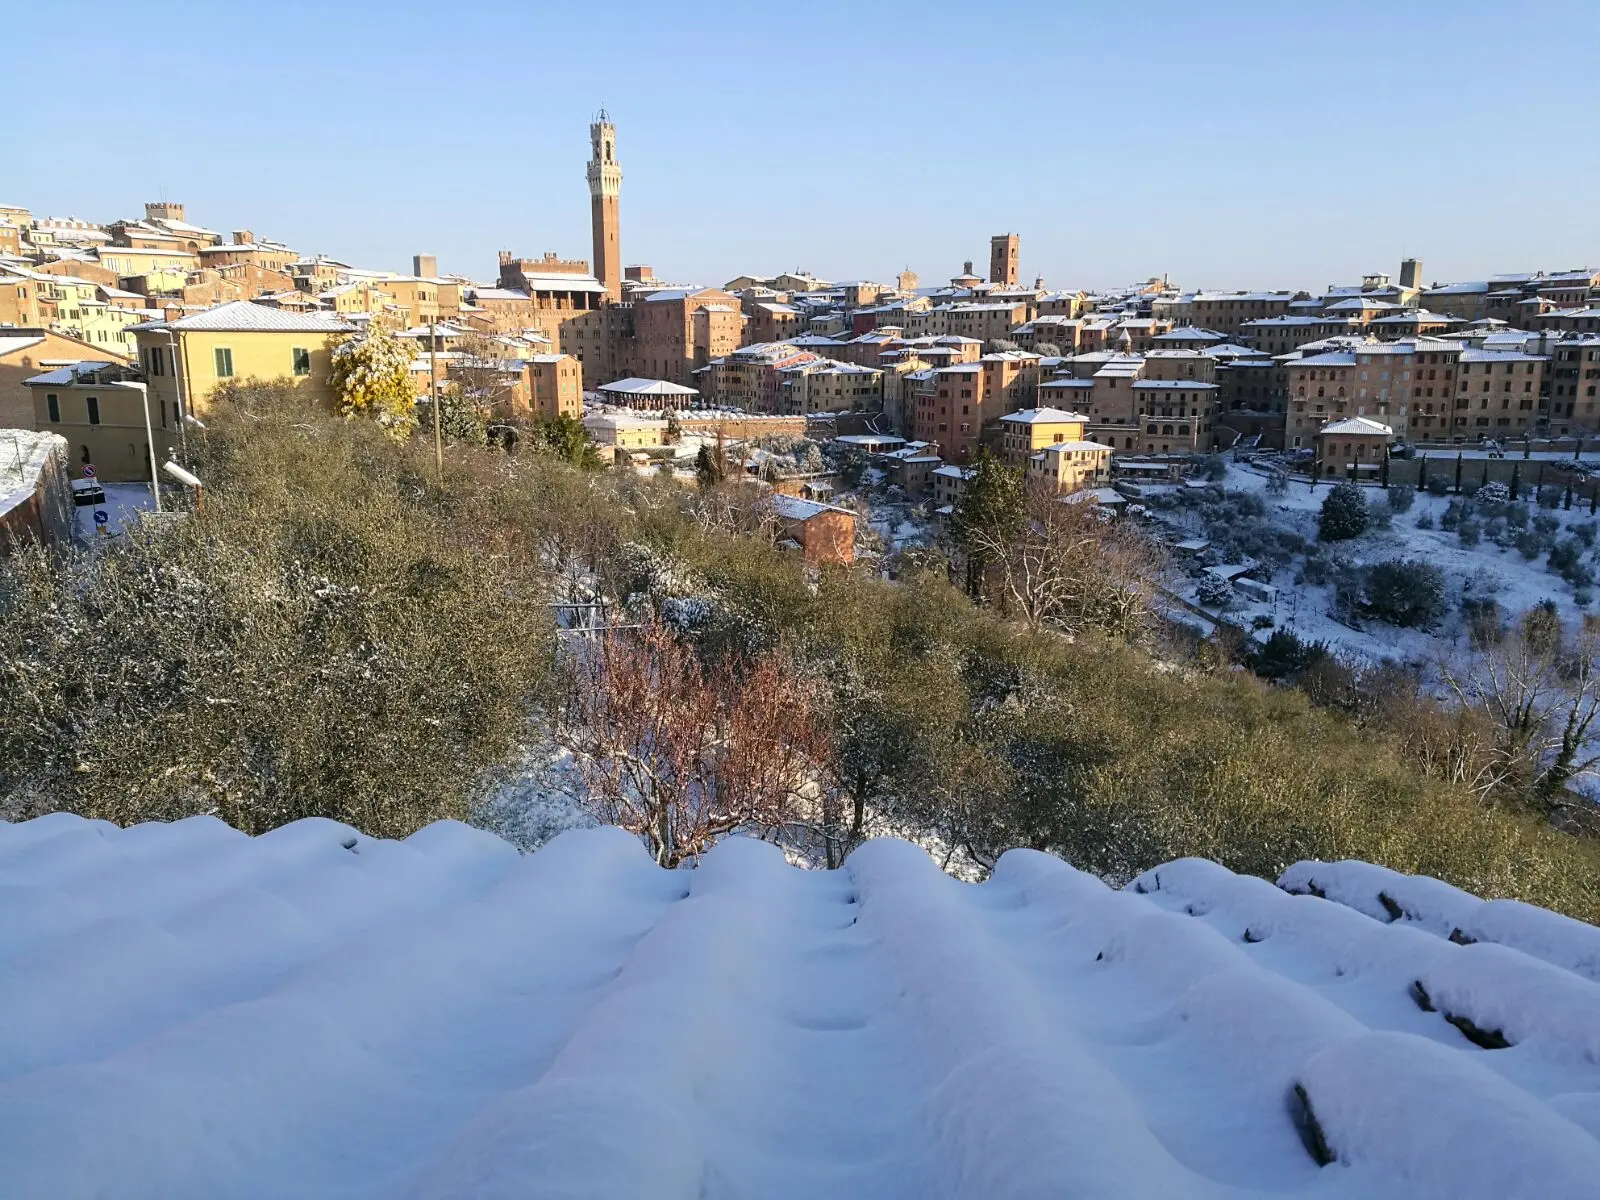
[
  {"left": 2, "top": 814, "right": 1598, "bottom": 1199},
  {"left": 1169, "top": 463, "right": 1600, "bottom": 666}
]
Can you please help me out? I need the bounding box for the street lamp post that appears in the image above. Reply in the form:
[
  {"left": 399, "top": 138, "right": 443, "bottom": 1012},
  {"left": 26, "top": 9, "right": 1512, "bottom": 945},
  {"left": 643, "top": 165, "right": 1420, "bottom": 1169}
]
[
  {"left": 119, "top": 381, "right": 163, "bottom": 513},
  {"left": 164, "top": 330, "right": 189, "bottom": 461}
]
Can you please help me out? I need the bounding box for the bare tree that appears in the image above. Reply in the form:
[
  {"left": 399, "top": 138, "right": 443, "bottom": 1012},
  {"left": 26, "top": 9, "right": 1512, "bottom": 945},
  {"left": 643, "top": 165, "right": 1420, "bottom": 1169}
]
[
  {"left": 451, "top": 333, "right": 522, "bottom": 420},
  {"left": 559, "top": 615, "right": 828, "bottom": 864},
  {"left": 1440, "top": 605, "right": 1600, "bottom": 817},
  {"left": 960, "top": 479, "right": 1166, "bottom": 638}
]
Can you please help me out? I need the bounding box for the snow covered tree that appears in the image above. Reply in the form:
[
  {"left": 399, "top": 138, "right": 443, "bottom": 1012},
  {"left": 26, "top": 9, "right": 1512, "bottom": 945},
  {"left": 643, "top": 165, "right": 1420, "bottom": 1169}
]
[
  {"left": 0, "top": 395, "right": 553, "bottom": 836},
  {"left": 330, "top": 326, "right": 416, "bottom": 440},
  {"left": 531, "top": 413, "right": 601, "bottom": 468},
  {"left": 1317, "top": 482, "right": 1369, "bottom": 541},
  {"left": 1196, "top": 572, "right": 1232, "bottom": 608},
  {"left": 1361, "top": 559, "right": 1446, "bottom": 629},
  {"left": 416, "top": 386, "right": 487, "bottom": 446}
]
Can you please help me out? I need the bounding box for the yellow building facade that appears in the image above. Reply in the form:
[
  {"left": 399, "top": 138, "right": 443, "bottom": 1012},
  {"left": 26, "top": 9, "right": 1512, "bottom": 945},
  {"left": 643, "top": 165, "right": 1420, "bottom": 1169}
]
[
  {"left": 998, "top": 407, "right": 1092, "bottom": 464},
  {"left": 130, "top": 300, "right": 353, "bottom": 417},
  {"left": 1027, "top": 440, "right": 1112, "bottom": 492}
]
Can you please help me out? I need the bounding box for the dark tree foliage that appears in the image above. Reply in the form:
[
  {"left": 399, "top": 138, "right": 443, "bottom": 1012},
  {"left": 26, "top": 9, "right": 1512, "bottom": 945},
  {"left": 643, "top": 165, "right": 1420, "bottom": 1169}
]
[
  {"left": 1318, "top": 482, "right": 1369, "bottom": 541},
  {"left": 1362, "top": 559, "right": 1447, "bottom": 630}
]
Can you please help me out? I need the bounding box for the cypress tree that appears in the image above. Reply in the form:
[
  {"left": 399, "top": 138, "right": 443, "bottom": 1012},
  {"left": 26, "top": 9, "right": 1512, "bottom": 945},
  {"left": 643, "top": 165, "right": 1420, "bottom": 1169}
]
[
  {"left": 1509, "top": 461, "right": 1520, "bottom": 499},
  {"left": 1455, "top": 453, "right": 1463, "bottom": 493}
]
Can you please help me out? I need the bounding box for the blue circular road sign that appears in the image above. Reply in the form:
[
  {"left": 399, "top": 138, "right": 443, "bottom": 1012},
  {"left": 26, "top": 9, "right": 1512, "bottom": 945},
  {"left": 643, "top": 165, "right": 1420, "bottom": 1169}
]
[{"left": 93, "top": 510, "right": 109, "bottom": 526}]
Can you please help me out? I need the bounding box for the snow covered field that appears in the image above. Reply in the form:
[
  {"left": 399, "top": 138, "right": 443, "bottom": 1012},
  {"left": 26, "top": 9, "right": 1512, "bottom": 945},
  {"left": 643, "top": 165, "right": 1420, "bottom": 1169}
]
[
  {"left": 2, "top": 813, "right": 1597, "bottom": 1199},
  {"left": 1172, "top": 464, "right": 1599, "bottom": 666}
]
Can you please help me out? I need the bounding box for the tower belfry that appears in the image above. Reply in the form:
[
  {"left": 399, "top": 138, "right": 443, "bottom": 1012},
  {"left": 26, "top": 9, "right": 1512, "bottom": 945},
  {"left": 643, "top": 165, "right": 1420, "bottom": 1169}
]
[{"left": 586, "top": 112, "right": 622, "bottom": 301}]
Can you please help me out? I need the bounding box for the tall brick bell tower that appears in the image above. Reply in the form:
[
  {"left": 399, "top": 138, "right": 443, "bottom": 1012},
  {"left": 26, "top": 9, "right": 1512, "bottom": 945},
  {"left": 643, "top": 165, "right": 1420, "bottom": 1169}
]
[{"left": 587, "top": 112, "right": 622, "bottom": 301}]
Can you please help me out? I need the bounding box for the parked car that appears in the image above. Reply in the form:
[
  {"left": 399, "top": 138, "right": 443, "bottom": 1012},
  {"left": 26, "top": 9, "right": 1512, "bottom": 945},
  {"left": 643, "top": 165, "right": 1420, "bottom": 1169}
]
[{"left": 70, "top": 480, "right": 105, "bottom": 508}]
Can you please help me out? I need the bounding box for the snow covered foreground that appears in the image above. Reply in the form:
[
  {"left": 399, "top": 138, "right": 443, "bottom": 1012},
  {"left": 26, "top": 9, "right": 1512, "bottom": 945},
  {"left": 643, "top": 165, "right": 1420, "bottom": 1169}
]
[{"left": 1, "top": 816, "right": 1597, "bottom": 1200}]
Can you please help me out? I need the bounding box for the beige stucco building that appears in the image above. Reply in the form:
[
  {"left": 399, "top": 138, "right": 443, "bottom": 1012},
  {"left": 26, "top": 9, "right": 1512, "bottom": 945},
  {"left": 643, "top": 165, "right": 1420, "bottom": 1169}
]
[
  {"left": 24, "top": 360, "right": 178, "bottom": 481},
  {"left": 130, "top": 300, "right": 352, "bottom": 418},
  {"left": 1316, "top": 416, "right": 1392, "bottom": 477},
  {"left": 998, "top": 407, "right": 1090, "bottom": 464},
  {"left": 1027, "top": 440, "right": 1112, "bottom": 491}
]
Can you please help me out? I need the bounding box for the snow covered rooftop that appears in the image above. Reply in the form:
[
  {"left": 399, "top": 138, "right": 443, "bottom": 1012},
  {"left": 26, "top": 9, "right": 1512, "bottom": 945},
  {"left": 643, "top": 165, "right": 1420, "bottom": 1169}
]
[
  {"left": 22, "top": 360, "right": 122, "bottom": 386},
  {"left": 597, "top": 377, "right": 699, "bottom": 396},
  {"left": 1000, "top": 406, "right": 1089, "bottom": 424},
  {"left": 1153, "top": 326, "right": 1226, "bottom": 341},
  {"left": 769, "top": 493, "right": 854, "bottom": 521},
  {"left": 1040, "top": 440, "right": 1108, "bottom": 454},
  {"left": 1320, "top": 416, "right": 1393, "bottom": 436},
  {"left": 0, "top": 333, "right": 45, "bottom": 358},
  {"left": 130, "top": 300, "right": 353, "bottom": 334},
  {"left": 3, "top": 817, "right": 1599, "bottom": 1199}
]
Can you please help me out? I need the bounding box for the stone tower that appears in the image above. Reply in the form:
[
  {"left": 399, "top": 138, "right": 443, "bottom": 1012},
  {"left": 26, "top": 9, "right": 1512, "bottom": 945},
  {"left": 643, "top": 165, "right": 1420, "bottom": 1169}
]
[
  {"left": 587, "top": 112, "right": 622, "bottom": 301},
  {"left": 1399, "top": 257, "right": 1422, "bottom": 290},
  {"left": 989, "top": 233, "right": 1019, "bottom": 286}
]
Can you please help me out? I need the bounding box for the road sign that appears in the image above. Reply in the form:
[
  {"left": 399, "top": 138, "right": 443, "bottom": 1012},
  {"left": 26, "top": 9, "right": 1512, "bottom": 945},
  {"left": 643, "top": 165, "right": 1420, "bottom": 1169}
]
[
  {"left": 93, "top": 509, "right": 109, "bottom": 526},
  {"left": 82, "top": 465, "right": 97, "bottom": 478}
]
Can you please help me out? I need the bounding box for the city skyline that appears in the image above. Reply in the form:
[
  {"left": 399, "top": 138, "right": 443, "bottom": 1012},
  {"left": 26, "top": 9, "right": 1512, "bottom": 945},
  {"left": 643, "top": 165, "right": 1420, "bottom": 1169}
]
[{"left": 12, "top": 0, "right": 1600, "bottom": 291}]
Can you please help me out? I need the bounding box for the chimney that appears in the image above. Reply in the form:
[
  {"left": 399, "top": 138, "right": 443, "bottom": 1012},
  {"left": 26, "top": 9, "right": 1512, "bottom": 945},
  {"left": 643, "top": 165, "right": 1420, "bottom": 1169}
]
[
  {"left": 413, "top": 253, "right": 437, "bottom": 279},
  {"left": 232, "top": 229, "right": 253, "bottom": 245},
  {"left": 1399, "top": 257, "right": 1422, "bottom": 290}
]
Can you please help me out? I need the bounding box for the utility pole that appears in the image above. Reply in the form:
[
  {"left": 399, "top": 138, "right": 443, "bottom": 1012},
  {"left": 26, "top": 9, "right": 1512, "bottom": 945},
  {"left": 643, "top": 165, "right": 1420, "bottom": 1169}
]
[{"left": 430, "top": 319, "right": 443, "bottom": 487}]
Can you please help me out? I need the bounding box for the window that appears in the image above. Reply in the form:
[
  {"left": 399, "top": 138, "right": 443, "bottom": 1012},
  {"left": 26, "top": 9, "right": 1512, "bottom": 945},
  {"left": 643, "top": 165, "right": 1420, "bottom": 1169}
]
[
  {"left": 292, "top": 347, "right": 312, "bottom": 376},
  {"left": 86, "top": 396, "right": 100, "bottom": 425},
  {"left": 214, "top": 347, "right": 234, "bottom": 377},
  {"left": 46, "top": 393, "right": 59, "bottom": 423}
]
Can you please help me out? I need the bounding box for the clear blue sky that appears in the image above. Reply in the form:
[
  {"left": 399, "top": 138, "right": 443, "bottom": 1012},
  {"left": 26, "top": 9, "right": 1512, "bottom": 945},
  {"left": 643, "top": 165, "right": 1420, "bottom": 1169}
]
[{"left": 13, "top": 1, "right": 1599, "bottom": 293}]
